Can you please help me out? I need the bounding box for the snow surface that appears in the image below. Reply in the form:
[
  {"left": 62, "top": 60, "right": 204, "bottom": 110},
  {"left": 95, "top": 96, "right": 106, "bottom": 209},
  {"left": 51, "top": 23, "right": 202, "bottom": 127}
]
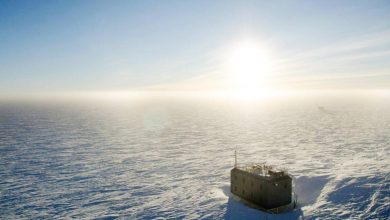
[{"left": 0, "top": 96, "right": 389, "bottom": 219}]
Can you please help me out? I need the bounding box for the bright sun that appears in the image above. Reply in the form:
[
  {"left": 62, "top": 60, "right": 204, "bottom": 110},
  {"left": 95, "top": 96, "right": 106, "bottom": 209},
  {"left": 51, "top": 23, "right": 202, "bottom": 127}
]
[{"left": 228, "top": 40, "right": 273, "bottom": 97}]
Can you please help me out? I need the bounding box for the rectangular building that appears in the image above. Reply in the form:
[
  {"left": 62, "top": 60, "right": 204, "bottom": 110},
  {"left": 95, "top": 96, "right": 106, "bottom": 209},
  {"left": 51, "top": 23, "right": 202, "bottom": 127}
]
[{"left": 231, "top": 164, "right": 292, "bottom": 211}]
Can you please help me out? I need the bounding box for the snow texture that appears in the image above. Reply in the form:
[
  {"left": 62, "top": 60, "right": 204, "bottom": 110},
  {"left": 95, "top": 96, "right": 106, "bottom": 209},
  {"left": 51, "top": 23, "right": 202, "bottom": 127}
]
[{"left": 0, "top": 96, "right": 389, "bottom": 219}]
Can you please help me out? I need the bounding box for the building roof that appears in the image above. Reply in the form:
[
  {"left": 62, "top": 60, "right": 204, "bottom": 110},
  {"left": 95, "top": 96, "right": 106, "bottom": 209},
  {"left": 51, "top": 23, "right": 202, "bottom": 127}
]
[{"left": 234, "top": 164, "right": 291, "bottom": 181}]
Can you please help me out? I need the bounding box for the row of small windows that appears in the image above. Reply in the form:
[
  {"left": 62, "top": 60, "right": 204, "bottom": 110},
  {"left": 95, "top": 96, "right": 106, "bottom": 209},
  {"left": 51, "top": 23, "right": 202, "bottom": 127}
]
[
  {"left": 234, "top": 187, "right": 263, "bottom": 202},
  {"left": 234, "top": 175, "right": 288, "bottom": 189},
  {"left": 234, "top": 186, "right": 246, "bottom": 196},
  {"left": 233, "top": 187, "right": 246, "bottom": 195}
]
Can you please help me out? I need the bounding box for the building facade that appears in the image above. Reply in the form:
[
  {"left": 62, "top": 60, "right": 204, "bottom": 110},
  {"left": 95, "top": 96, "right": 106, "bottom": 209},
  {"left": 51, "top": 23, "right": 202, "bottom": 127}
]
[{"left": 230, "top": 165, "right": 292, "bottom": 210}]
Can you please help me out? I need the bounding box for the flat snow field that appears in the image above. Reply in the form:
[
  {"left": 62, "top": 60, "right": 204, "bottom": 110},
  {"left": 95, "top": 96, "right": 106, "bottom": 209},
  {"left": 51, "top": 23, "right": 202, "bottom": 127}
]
[{"left": 0, "top": 95, "right": 389, "bottom": 219}]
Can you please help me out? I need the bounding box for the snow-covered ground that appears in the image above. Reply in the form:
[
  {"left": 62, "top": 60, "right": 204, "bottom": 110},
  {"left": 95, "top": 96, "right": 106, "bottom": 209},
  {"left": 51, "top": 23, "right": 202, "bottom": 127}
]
[{"left": 0, "top": 95, "right": 389, "bottom": 219}]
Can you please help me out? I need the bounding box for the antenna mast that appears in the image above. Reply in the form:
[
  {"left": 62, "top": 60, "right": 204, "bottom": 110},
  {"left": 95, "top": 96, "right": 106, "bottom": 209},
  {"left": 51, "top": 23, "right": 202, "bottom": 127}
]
[{"left": 234, "top": 150, "right": 237, "bottom": 168}]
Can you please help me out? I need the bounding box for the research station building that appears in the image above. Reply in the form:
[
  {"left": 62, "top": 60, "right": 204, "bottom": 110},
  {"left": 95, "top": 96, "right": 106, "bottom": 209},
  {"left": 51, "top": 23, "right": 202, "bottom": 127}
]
[{"left": 230, "top": 162, "right": 292, "bottom": 212}]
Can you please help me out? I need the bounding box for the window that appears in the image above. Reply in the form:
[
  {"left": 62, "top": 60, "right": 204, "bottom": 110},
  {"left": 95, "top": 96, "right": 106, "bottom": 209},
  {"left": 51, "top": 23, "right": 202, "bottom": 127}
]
[
  {"left": 234, "top": 175, "right": 237, "bottom": 180},
  {"left": 259, "top": 184, "right": 262, "bottom": 190},
  {"left": 242, "top": 190, "right": 245, "bottom": 195},
  {"left": 234, "top": 186, "right": 237, "bottom": 192},
  {"left": 284, "top": 183, "right": 287, "bottom": 189},
  {"left": 251, "top": 181, "right": 253, "bottom": 187},
  {"left": 242, "top": 178, "right": 246, "bottom": 184}
]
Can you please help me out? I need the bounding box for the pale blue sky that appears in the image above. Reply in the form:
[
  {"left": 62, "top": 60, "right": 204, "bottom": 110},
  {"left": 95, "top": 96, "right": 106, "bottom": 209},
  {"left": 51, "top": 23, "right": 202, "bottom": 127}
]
[{"left": 1, "top": 0, "right": 390, "bottom": 95}]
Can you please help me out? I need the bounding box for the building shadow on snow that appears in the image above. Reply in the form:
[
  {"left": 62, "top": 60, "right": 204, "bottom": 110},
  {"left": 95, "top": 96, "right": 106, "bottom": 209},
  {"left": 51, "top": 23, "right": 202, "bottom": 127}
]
[{"left": 222, "top": 185, "right": 304, "bottom": 220}]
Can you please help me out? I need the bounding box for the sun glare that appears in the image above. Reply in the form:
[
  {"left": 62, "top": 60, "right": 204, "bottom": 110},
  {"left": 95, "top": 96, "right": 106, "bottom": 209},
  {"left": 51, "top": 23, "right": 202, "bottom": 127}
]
[{"left": 227, "top": 40, "right": 274, "bottom": 98}]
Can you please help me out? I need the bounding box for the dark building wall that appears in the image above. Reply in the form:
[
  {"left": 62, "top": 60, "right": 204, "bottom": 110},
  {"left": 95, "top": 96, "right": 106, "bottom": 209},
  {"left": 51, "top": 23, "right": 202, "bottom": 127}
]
[
  {"left": 266, "top": 178, "right": 292, "bottom": 208},
  {"left": 231, "top": 168, "right": 292, "bottom": 209}
]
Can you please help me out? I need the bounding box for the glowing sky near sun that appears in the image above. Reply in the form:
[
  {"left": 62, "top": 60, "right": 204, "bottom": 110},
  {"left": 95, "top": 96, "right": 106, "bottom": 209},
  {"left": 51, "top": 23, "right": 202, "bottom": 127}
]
[{"left": 1, "top": 0, "right": 390, "bottom": 98}]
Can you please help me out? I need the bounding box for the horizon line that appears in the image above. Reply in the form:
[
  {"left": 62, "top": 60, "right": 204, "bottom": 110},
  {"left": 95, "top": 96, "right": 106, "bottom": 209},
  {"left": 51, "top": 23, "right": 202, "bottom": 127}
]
[{"left": 1, "top": 89, "right": 390, "bottom": 102}]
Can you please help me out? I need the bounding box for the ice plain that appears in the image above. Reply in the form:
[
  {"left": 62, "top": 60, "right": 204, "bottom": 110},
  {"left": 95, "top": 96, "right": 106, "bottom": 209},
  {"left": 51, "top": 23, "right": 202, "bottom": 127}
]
[{"left": 0, "top": 95, "right": 389, "bottom": 219}]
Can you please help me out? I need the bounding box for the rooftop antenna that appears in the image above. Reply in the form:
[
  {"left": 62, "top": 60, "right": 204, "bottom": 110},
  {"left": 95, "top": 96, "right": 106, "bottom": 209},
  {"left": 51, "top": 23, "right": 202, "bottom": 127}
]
[{"left": 234, "top": 150, "right": 237, "bottom": 168}]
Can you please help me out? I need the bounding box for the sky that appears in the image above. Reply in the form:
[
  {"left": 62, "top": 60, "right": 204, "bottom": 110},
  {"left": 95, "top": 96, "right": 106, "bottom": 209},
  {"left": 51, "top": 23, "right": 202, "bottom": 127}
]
[{"left": 1, "top": 0, "right": 390, "bottom": 98}]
